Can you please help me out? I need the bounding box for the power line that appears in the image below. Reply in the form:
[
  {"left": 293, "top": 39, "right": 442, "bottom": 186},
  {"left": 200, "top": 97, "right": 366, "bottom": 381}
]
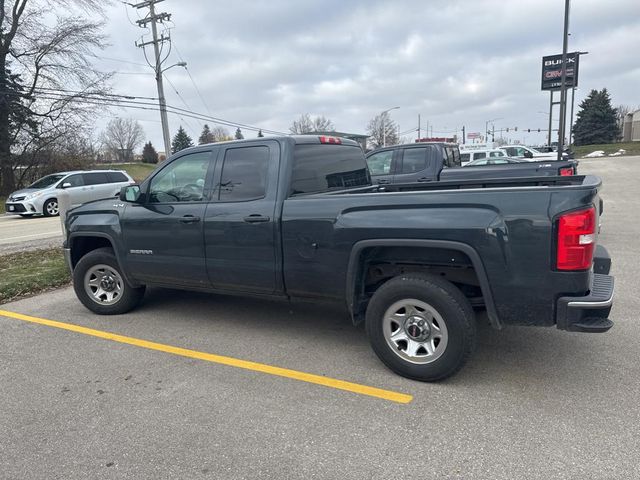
[{"left": 2, "top": 88, "right": 287, "bottom": 135}]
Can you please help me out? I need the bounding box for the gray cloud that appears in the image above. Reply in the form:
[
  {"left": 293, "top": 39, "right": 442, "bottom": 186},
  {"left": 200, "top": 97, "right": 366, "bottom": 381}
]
[{"left": 95, "top": 0, "right": 640, "bottom": 149}]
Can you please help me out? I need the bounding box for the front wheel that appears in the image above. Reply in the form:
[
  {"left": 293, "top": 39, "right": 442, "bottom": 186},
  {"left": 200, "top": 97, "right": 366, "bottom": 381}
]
[
  {"left": 43, "top": 198, "right": 59, "bottom": 217},
  {"left": 73, "top": 247, "right": 145, "bottom": 315},
  {"left": 365, "top": 274, "right": 477, "bottom": 381}
]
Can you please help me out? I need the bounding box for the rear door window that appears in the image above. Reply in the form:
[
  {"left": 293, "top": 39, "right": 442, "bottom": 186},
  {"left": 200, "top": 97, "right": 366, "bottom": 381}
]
[
  {"left": 218, "top": 146, "right": 270, "bottom": 202},
  {"left": 473, "top": 152, "right": 487, "bottom": 160},
  {"left": 83, "top": 172, "right": 109, "bottom": 185},
  {"left": 107, "top": 172, "right": 129, "bottom": 183},
  {"left": 401, "top": 148, "right": 427, "bottom": 174}
]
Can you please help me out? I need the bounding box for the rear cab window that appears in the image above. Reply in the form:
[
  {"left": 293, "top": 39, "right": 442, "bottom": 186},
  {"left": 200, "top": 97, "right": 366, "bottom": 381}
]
[{"left": 291, "top": 144, "right": 370, "bottom": 196}]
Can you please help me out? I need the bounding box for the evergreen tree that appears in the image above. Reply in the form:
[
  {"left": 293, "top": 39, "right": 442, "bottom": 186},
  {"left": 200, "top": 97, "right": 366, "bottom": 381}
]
[
  {"left": 235, "top": 128, "right": 244, "bottom": 140},
  {"left": 171, "top": 126, "right": 194, "bottom": 154},
  {"left": 142, "top": 141, "right": 159, "bottom": 164},
  {"left": 573, "top": 89, "right": 619, "bottom": 145},
  {"left": 199, "top": 124, "right": 215, "bottom": 144},
  {"left": 257, "top": 129, "right": 264, "bottom": 138}
]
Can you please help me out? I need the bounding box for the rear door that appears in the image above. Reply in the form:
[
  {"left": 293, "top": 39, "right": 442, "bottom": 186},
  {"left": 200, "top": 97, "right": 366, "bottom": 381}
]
[
  {"left": 82, "top": 172, "right": 114, "bottom": 201},
  {"left": 394, "top": 146, "right": 432, "bottom": 183},
  {"left": 203, "top": 141, "right": 280, "bottom": 294}
]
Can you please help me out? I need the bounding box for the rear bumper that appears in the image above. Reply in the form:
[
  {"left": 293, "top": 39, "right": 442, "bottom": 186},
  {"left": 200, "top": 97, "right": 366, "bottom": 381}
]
[{"left": 556, "top": 245, "right": 614, "bottom": 333}]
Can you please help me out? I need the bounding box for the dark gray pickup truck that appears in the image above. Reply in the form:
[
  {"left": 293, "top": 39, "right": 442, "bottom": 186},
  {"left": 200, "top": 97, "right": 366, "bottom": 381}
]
[
  {"left": 366, "top": 143, "right": 578, "bottom": 184},
  {"left": 64, "top": 135, "right": 614, "bottom": 381}
]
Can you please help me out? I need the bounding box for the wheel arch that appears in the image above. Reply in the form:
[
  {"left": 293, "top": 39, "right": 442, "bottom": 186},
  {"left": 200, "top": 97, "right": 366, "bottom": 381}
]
[
  {"left": 69, "top": 233, "right": 139, "bottom": 287},
  {"left": 346, "top": 239, "right": 501, "bottom": 329}
]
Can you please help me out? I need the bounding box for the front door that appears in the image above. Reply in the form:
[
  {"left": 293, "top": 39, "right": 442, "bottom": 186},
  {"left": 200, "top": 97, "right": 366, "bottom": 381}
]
[
  {"left": 204, "top": 142, "right": 280, "bottom": 294},
  {"left": 122, "top": 150, "right": 214, "bottom": 287}
]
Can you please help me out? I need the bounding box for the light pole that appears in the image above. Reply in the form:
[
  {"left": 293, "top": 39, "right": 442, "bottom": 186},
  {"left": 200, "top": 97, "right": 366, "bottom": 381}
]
[
  {"left": 381, "top": 106, "right": 400, "bottom": 147},
  {"left": 158, "top": 61, "right": 187, "bottom": 155},
  {"left": 485, "top": 118, "right": 502, "bottom": 143}
]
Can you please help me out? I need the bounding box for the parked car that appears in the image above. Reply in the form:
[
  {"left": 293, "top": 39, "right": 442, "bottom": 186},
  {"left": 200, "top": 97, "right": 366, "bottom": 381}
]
[
  {"left": 5, "top": 170, "right": 134, "bottom": 217},
  {"left": 463, "top": 157, "right": 526, "bottom": 166},
  {"left": 64, "top": 135, "right": 614, "bottom": 382},
  {"left": 498, "top": 144, "right": 570, "bottom": 160},
  {"left": 365, "top": 143, "right": 577, "bottom": 184},
  {"left": 459, "top": 149, "right": 506, "bottom": 166}
]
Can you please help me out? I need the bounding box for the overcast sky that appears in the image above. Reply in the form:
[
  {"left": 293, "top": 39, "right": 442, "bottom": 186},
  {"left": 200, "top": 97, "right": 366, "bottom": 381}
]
[{"left": 95, "top": 0, "right": 640, "bottom": 151}]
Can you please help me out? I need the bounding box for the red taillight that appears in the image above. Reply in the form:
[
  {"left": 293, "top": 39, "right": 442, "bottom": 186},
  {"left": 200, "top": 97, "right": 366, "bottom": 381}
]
[
  {"left": 557, "top": 207, "right": 596, "bottom": 270},
  {"left": 319, "top": 136, "right": 342, "bottom": 144},
  {"left": 559, "top": 167, "right": 574, "bottom": 176}
]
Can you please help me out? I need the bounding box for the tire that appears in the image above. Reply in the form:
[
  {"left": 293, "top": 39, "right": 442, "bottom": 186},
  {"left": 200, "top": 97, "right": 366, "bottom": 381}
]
[
  {"left": 43, "top": 198, "right": 59, "bottom": 217},
  {"left": 365, "top": 274, "right": 477, "bottom": 382},
  {"left": 73, "top": 247, "right": 145, "bottom": 315}
]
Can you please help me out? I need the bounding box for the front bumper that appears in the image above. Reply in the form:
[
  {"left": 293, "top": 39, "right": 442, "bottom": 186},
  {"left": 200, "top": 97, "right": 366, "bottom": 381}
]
[
  {"left": 556, "top": 245, "right": 614, "bottom": 333},
  {"left": 5, "top": 200, "right": 39, "bottom": 215}
]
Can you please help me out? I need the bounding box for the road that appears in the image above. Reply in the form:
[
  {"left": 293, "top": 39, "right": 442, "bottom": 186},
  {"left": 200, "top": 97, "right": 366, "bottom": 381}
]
[
  {"left": 0, "top": 214, "right": 62, "bottom": 254},
  {"left": 0, "top": 156, "right": 639, "bottom": 479}
]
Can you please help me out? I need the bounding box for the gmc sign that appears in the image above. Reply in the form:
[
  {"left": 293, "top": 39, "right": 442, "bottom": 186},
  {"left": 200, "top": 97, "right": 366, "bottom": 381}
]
[{"left": 541, "top": 53, "right": 579, "bottom": 91}]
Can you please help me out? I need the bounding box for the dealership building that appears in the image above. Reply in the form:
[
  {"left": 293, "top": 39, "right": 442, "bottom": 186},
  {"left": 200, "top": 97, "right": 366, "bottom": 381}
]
[{"left": 622, "top": 110, "right": 640, "bottom": 142}]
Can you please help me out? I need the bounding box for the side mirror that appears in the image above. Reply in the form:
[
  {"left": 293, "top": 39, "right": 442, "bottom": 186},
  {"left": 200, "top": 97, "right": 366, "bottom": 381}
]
[
  {"left": 120, "top": 184, "right": 141, "bottom": 202},
  {"left": 524, "top": 151, "right": 533, "bottom": 159},
  {"left": 61, "top": 182, "right": 72, "bottom": 189}
]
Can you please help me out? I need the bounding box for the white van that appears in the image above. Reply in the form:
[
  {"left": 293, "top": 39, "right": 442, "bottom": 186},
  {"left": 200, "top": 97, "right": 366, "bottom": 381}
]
[{"left": 459, "top": 149, "right": 506, "bottom": 166}]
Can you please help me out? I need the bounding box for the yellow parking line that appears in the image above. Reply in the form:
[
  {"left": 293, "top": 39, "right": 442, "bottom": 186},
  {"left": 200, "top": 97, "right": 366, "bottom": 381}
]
[{"left": 0, "top": 309, "right": 413, "bottom": 404}]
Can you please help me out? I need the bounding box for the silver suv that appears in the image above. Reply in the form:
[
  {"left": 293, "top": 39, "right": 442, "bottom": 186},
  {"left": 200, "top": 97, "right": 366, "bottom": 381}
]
[{"left": 5, "top": 170, "right": 134, "bottom": 217}]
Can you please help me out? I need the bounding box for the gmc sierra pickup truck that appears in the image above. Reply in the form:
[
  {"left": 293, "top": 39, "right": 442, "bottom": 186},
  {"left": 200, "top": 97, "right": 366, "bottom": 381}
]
[
  {"left": 366, "top": 143, "right": 577, "bottom": 184},
  {"left": 64, "top": 135, "right": 614, "bottom": 381}
]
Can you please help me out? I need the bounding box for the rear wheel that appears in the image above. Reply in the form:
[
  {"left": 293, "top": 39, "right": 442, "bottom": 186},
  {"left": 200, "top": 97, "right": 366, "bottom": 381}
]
[
  {"left": 43, "top": 198, "right": 59, "bottom": 217},
  {"left": 365, "top": 274, "right": 477, "bottom": 381},
  {"left": 73, "top": 247, "right": 145, "bottom": 315}
]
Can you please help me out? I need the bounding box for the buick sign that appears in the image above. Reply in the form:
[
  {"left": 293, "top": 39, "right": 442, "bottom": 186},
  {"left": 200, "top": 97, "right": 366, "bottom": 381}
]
[{"left": 541, "top": 53, "right": 580, "bottom": 91}]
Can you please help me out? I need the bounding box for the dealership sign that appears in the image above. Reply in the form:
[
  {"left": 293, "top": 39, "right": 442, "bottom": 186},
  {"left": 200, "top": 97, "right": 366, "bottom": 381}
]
[{"left": 541, "top": 53, "right": 579, "bottom": 91}]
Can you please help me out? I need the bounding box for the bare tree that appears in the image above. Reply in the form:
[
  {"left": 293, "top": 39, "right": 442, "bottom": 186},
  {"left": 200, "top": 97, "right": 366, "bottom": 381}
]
[
  {"left": 366, "top": 112, "right": 398, "bottom": 149},
  {"left": 0, "top": 0, "right": 112, "bottom": 194},
  {"left": 289, "top": 113, "right": 335, "bottom": 134},
  {"left": 101, "top": 118, "right": 144, "bottom": 162},
  {"left": 211, "top": 125, "right": 231, "bottom": 142}
]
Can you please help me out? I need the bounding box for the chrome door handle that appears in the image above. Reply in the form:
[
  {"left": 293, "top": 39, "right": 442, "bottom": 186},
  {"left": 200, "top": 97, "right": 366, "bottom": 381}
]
[{"left": 243, "top": 215, "right": 270, "bottom": 223}]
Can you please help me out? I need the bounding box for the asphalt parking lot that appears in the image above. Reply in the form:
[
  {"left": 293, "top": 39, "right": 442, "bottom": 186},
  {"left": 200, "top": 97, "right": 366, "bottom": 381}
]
[{"left": 1, "top": 156, "right": 639, "bottom": 479}]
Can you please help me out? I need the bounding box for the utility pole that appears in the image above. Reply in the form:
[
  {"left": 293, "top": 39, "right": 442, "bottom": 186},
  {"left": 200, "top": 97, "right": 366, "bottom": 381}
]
[
  {"left": 132, "top": 0, "right": 173, "bottom": 157},
  {"left": 557, "top": 0, "right": 571, "bottom": 161},
  {"left": 462, "top": 125, "right": 466, "bottom": 144},
  {"left": 417, "top": 114, "right": 421, "bottom": 141}
]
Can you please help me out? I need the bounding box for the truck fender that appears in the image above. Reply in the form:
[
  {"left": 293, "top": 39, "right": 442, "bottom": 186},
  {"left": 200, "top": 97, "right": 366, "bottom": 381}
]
[
  {"left": 68, "top": 232, "right": 141, "bottom": 288},
  {"left": 345, "top": 239, "right": 501, "bottom": 329}
]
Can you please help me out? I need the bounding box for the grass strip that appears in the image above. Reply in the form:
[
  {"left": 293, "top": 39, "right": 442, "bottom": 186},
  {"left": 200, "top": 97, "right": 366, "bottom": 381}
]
[
  {"left": 572, "top": 142, "right": 640, "bottom": 158},
  {"left": 0, "top": 248, "right": 70, "bottom": 304}
]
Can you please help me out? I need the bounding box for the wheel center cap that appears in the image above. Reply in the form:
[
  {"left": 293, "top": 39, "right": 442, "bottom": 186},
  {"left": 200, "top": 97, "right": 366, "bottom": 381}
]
[
  {"left": 405, "top": 315, "right": 430, "bottom": 341},
  {"left": 100, "top": 275, "right": 116, "bottom": 292}
]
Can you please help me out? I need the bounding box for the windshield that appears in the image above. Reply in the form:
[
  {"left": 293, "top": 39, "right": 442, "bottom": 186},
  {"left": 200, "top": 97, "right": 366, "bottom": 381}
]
[{"left": 28, "top": 174, "right": 66, "bottom": 189}]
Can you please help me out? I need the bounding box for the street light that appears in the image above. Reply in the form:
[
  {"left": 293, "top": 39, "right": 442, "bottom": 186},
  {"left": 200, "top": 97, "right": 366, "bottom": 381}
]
[
  {"left": 485, "top": 117, "right": 502, "bottom": 143},
  {"left": 155, "top": 61, "right": 188, "bottom": 156},
  {"left": 381, "top": 106, "right": 400, "bottom": 147}
]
